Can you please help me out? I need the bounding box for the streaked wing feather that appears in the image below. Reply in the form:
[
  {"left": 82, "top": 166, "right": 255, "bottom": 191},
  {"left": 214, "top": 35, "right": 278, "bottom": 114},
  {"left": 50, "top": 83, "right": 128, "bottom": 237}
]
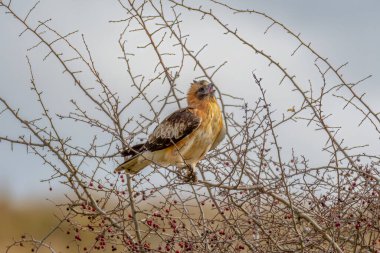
[
  {"left": 120, "top": 143, "right": 145, "bottom": 157},
  {"left": 145, "top": 108, "right": 200, "bottom": 152}
]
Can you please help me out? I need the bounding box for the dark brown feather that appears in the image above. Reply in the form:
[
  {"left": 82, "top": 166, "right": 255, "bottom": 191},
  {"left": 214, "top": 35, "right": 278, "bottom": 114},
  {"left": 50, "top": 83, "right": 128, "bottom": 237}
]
[
  {"left": 120, "top": 107, "right": 201, "bottom": 156},
  {"left": 120, "top": 143, "right": 145, "bottom": 157}
]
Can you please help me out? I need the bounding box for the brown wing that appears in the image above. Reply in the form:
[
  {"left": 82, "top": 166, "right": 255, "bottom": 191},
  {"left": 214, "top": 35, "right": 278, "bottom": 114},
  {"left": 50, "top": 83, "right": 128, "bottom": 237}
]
[
  {"left": 120, "top": 108, "right": 200, "bottom": 156},
  {"left": 144, "top": 107, "right": 201, "bottom": 152},
  {"left": 120, "top": 143, "right": 145, "bottom": 157}
]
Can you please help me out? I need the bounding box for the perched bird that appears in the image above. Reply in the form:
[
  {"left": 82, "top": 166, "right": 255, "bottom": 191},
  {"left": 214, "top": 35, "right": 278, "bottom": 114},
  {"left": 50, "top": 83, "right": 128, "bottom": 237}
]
[{"left": 114, "top": 80, "right": 225, "bottom": 181}]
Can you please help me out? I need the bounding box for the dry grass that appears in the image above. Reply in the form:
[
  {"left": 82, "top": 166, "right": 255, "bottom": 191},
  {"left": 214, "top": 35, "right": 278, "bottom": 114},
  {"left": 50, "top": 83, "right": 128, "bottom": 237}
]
[
  {"left": 1, "top": 198, "right": 380, "bottom": 253},
  {"left": 0, "top": 199, "right": 68, "bottom": 253}
]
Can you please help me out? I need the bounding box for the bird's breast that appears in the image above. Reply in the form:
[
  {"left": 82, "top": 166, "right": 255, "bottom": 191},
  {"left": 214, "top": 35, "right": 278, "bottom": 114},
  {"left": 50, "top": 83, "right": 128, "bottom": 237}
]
[
  {"left": 175, "top": 102, "right": 222, "bottom": 162},
  {"left": 156, "top": 100, "right": 223, "bottom": 167}
]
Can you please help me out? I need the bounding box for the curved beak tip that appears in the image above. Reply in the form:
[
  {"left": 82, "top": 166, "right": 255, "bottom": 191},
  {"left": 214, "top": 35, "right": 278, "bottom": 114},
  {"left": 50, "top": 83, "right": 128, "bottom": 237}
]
[{"left": 208, "top": 83, "right": 216, "bottom": 93}]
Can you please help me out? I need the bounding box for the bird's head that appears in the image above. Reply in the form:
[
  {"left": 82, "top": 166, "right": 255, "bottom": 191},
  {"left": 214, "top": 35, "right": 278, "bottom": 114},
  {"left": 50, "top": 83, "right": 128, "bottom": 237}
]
[{"left": 187, "top": 80, "right": 216, "bottom": 107}]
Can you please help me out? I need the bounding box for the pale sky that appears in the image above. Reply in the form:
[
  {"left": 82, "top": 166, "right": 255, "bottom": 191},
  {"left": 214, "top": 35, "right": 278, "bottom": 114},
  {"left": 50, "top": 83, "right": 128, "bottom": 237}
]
[{"left": 0, "top": 0, "right": 379, "bottom": 203}]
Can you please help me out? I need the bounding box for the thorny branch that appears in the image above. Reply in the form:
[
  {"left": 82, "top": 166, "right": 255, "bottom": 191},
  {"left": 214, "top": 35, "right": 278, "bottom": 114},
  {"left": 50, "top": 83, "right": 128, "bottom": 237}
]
[{"left": 0, "top": 0, "right": 379, "bottom": 252}]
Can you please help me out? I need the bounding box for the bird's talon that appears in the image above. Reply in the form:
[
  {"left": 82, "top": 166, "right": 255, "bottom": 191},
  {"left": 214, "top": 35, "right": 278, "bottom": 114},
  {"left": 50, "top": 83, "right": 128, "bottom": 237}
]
[{"left": 181, "top": 165, "right": 197, "bottom": 183}]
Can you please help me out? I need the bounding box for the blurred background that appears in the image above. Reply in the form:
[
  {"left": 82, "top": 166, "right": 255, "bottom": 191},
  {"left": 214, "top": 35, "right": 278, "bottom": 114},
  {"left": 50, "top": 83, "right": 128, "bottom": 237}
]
[{"left": 1, "top": 0, "right": 379, "bottom": 251}]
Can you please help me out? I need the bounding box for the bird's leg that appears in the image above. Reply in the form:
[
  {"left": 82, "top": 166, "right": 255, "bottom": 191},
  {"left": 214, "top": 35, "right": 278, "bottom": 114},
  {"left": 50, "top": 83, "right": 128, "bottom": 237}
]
[{"left": 181, "top": 164, "right": 197, "bottom": 183}]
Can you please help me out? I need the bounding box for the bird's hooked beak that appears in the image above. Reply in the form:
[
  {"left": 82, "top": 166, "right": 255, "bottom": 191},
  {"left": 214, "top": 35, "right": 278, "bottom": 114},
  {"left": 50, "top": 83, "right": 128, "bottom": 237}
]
[
  {"left": 194, "top": 81, "right": 216, "bottom": 99},
  {"left": 206, "top": 83, "right": 216, "bottom": 95},
  {"left": 198, "top": 83, "right": 216, "bottom": 97}
]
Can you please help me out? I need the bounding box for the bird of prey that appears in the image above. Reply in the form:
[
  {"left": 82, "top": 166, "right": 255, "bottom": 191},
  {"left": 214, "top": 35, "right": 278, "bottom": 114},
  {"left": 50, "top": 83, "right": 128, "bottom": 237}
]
[{"left": 114, "top": 80, "right": 225, "bottom": 181}]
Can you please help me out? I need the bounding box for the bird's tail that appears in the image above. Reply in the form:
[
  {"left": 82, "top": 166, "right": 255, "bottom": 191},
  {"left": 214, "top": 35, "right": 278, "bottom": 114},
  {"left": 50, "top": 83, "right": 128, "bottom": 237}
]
[{"left": 114, "top": 154, "right": 151, "bottom": 174}]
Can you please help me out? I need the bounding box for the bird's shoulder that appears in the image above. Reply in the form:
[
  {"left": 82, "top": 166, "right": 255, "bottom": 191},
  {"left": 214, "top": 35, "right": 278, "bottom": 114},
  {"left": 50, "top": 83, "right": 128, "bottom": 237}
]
[
  {"left": 158, "top": 107, "right": 201, "bottom": 132},
  {"left": 144, "top": 107, "right": 201, "bottom": 152}
]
